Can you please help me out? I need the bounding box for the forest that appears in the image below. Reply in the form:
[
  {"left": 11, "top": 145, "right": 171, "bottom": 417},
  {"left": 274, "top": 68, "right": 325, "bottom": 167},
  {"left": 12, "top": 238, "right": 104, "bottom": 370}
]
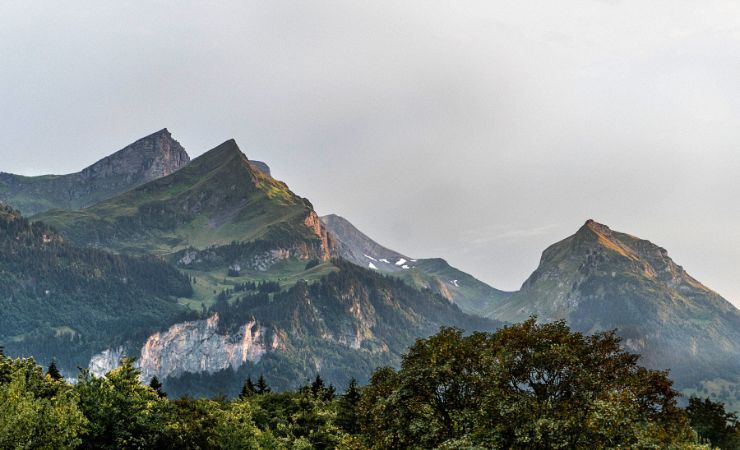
[{"left": 1, "top": 320, "right": 738, "bottom": 449}]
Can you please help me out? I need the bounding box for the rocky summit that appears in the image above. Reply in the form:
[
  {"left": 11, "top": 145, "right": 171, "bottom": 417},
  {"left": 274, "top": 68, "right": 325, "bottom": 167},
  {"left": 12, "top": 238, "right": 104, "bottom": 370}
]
[
  {"left": 486, "top": 219, "right": 740, "bottom": 389},
  {"left": 0, "top": 129, "right": 190, "bottom": 215}
]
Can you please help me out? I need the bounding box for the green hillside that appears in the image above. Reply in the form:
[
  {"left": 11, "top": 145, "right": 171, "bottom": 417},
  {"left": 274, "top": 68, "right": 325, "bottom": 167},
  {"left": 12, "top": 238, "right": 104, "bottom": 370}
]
[{"left": 0, "top": 204, "right": 193, "bottom": 373}]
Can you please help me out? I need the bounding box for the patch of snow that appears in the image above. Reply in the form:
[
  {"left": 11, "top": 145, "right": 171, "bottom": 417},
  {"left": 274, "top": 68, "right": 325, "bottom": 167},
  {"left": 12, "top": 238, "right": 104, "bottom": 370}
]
[
  {"left": 379, "top": 259, "right": 390, "bottom": 264},
  {"left": 402, "top": 265, "right": 410, "bottom": 270},
  {"left": 364, "top": 254, "right": 378, "bottom": 261},
  {"left": 395, "top": 258, "right": 407, "bottom": 266},
  {"left": 451, "top": 280, "right": 459, "bottom": 287},
  {"left": 368, "top": 262, "right": 378, "bottom": 270},
  {"left": 410, "top": 259, "right": 417, "bottom": 262}
]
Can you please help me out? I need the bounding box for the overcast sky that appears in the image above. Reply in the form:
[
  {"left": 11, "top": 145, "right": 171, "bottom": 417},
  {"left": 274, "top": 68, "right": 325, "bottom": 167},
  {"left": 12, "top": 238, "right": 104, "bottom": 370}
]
[{"left": 1, "top": 1, "right": 739, "bottom": 306}]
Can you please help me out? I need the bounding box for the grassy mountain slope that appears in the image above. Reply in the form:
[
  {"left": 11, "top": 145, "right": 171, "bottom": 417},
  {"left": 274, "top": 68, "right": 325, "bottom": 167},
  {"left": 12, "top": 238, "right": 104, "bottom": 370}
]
[
  {"left": 485, "top": 219, "right": 740, "bottom": 392},
  {"left": 0, "top": 204, "right": 193, "bottom": 373},
  {"left": 321, "top": 214, "right": 511, "bottom": 315},
  {"left": 0, "top": 129, "right": 190, "bottom": 216},
  {"left": 35, "top": 139, "right": 334, "bottom": 260}
]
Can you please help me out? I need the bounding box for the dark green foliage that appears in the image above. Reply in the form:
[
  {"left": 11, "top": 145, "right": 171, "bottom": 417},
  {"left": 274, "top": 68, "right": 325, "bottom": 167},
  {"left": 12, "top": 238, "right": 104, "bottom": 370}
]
[
  {"left": 305, "top": 258, "right": 321, "bottom": 270},
  {"left": 687, "top": 396, "right": 740, "bottom": 449},
  {"left": 337, "top": 378, "right": 361, "bottom": 434},
  {"left": 47, "top": 359, "right": 63, "bottom": 381},
  {"left": 256, "top": 375, "right": 271, "bottom": 395},
  {"left": 149, "top": 376, "right": 167, "bottom": 398},
  {"left": 240, "top": 377, "right": 257, "bottom": 399},
  {"left": 358, "top": 320, "right": 698, "bottom": 449},
  {"left": 0, "top": 327, "right": 724, "bottom": 449},
  {"left": 0, "top": 205, "right": 194, "bottom": 372}
]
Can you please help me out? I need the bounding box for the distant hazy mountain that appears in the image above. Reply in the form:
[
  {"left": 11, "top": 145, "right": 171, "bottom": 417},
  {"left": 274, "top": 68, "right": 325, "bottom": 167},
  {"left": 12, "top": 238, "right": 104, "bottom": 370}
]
[
  {"left": 486, "top": 219, "right": 740, "bottom": 391},
  {"left": 0, "top": 129, "right": 190, "bottom": 215},
  {"left": 0, "top": 204, "right": 193, "bottom": 374},
  {"left": 321, "top": 214, "right": 512, "bottom": 315}
]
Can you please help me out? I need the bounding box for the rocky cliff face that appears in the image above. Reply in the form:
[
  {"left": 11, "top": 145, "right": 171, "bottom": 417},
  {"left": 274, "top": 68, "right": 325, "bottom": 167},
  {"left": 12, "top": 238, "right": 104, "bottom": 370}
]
[
  {"left": 89, "top": 314, "right": 273, "bottom": 381},
  {"left": 0, "top": 128, "right": 190, "bottom": 215},
  {"left": 77, "top": 128, "right": 189, "bottom": 190}
]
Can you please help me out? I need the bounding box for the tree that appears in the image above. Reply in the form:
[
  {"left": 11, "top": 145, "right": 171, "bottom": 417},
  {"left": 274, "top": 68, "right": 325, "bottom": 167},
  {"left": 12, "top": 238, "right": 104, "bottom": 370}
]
[
  {"left": 255, "top": 374, "right": 271, "bottom": 395},
  {"left": 149, "top": 376, "right": 167, "bottom": 398},
  {"left": 686, "top": 396, "right": 740, "bottom": 449},
  {"left": 75, "top": 358, "right": 169, "bottom": 449},
  {"left": 0, "top": 356, "right": 87, "bottom": 449},
  {"left": 311, "top": 374, "right": 325, "bottom": 398},
  {"left": 47, "top": 359, "right": 63, "bottom": 381},
  {"left": 358, "top": 320, "right": 699, "bottom": 449},
  {"left": 240, "top": 377, "right": 256, "bottom": 399},
  {"left": 337, "top": 378, "right": 361, "bottom": 434}
]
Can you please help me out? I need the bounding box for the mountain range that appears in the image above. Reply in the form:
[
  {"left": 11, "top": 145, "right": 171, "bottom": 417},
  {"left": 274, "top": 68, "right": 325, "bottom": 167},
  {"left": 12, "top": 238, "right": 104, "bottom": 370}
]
[{"left": 1, "top": 129, "right": 738, "bottom": 405}]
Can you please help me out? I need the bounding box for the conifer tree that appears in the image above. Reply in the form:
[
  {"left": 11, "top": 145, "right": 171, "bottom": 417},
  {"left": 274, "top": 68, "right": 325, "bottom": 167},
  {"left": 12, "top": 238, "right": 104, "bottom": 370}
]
[
  {"left": 337, "top": 378, "right": 361, "bottom": 433},
  {"left": 149, "top": 376, "right": 167, "bottom": 398},
  {"left": 310, "top": 374, "right": 325, "bottom": 398},
  {"left": 240, "top": 377, "right": 256, "bottom": 399},
  {"left": 46, "top": 359, "right": 62, "bottom": 381},
  {"left": 256, "top": 374, "right": 271, "bottom": 394}
]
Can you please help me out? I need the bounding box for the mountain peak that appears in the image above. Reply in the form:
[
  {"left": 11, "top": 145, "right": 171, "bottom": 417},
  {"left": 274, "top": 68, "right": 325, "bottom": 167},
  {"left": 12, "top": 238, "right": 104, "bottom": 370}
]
[{"left": 0, "top": 130, "right": 191, "bottom": 215}]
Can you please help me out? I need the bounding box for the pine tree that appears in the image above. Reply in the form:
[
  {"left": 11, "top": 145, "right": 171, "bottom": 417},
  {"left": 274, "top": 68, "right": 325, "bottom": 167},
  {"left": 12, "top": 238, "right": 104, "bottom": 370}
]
[
  {"left": 256, "top": 374, "right": 271, "bottom": 395},
  {"left": 0, "top": 345, "right": 4, "bottom": 357},
  {"left": 149, "top": 376, "right": 167, "bottom": 398},
  {"left": 240, "top": 377, "right": 256, "bottom": 399},
  {"left": 47, "top": 359, "right": 63, "bottom": 381},
  {"left": 311, "top": 374, "right": 325, "bottom": 398},
  {"left": 337, "top": 378, "right": 361, "bottom": 434}
]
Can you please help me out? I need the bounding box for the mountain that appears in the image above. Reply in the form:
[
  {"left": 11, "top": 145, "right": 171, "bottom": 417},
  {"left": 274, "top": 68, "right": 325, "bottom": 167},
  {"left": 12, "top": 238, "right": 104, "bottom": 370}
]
[
  {"left": 35, "top": 139, "right": 334, "bottom": 264},
  {"left": 28, "top": 136, "right": 503, "bottom": 394},
  {"left": 0, "top": 203, "right": 193, "bottom": 374},
  {"left": 321, "top": 214, "right": 512, "bottom": 315},
  {"left": 89, "top": 259, "right": 500, "bottom": 397},
  {"left": 0, "top": 129, "right": 190, "bottom": 215},
  {"left": 485, "top": 219, "right": 740, "bottom": 392}
]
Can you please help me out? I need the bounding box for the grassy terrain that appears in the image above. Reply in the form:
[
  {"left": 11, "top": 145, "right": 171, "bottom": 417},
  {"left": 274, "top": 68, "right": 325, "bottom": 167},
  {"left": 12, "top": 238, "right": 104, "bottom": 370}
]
[
  {"left": 178, "top": 260, "right": 338, "bottom": 311},
  {"left": 394, "top": 258, "right": 512, "bottom": 315},
  {"left": 34, "top": 140, "right": 318, "bottom": 257}
]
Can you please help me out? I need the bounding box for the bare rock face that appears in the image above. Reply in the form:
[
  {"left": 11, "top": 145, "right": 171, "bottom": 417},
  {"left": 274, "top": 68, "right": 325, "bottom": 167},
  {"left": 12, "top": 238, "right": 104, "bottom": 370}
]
[
  {"left": 89, "top": 314, "right": 270, "bottom": 382},
  {"left": 77, "top": 128, "right": 189, "bottom": 189},
  {"left": 0, "top": 128, "right": 191, "bottom": 215}
]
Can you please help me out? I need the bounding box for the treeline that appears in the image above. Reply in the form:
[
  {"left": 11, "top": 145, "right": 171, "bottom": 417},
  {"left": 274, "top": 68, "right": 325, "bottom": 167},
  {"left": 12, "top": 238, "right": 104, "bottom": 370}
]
[{"left": 2, "top": 321, "right": 739, "bottom": 449}]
